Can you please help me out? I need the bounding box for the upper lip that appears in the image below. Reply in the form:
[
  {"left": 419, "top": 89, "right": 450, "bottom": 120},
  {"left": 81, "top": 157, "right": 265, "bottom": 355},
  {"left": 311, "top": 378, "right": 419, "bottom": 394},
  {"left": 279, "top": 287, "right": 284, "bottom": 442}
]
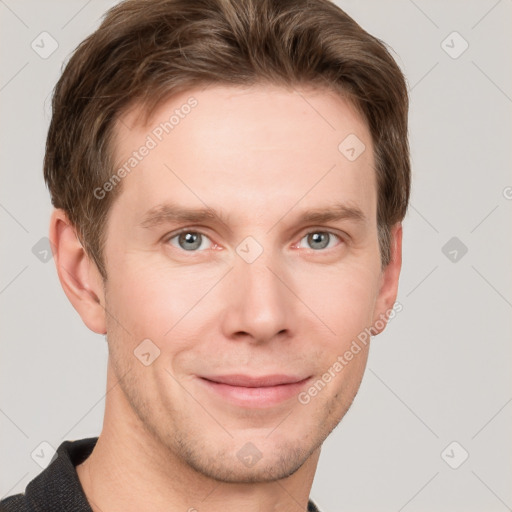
[{"left": 200, "top": 374, "right": 309, "bottom": 387}]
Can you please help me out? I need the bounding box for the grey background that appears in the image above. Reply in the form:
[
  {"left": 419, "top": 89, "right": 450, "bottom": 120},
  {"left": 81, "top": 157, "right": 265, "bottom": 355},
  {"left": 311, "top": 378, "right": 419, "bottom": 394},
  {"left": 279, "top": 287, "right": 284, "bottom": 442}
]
[{"left": 1, "top": 1, "right": 511, "bottom": 511}]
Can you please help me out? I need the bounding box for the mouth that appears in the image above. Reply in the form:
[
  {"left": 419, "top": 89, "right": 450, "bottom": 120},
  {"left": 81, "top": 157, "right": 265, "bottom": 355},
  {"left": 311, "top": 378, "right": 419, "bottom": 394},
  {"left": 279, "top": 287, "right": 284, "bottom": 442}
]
[{"left": 197, "top": 374, "right": 312, "bottom": 408}]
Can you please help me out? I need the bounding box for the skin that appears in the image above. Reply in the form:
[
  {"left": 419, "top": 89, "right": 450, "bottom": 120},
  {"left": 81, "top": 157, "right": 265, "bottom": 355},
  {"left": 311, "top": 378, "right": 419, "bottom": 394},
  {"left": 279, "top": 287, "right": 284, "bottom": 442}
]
[{"left": 51, "top": 84, "right": 402, "bottom": 512}]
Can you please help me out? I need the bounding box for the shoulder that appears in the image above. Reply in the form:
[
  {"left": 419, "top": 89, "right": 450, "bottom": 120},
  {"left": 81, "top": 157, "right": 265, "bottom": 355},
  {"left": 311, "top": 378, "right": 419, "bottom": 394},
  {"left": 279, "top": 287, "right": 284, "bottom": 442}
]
[
  {"left": 0, "top": 437, "right": 97, "bottom": 512},
  {"left": 0, "top": 493, "right": 27, "bottom": 512},
  {"left": 308, "top": 498, "right": 322, "bottom": 512}
]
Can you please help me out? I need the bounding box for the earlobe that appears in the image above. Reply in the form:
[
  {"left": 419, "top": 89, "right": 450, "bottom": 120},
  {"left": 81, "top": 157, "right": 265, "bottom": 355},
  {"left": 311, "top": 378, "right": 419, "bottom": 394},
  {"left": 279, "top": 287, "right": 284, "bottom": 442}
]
[
  {"left": 49, "top": 209, "right": 107, "bottom": 334},
  {"left": 371, "top": 223, "right": 403, "bottom": 336}
]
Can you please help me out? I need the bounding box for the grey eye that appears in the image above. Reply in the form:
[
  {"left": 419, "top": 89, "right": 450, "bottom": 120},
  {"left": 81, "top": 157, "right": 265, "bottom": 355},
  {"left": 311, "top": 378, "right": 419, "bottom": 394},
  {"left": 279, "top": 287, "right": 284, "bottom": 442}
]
[
  {"left": 178, "top": 232, "right": 202, "bottom": 250},
  {"left": 168, "top": 231, "right": 212, "bottom": 251},
  {"left": 299, "top": 231, "right": 340, "bottom": 251},
  {"left": 307, "top": 232, "right": 330, "bottom": 250}
]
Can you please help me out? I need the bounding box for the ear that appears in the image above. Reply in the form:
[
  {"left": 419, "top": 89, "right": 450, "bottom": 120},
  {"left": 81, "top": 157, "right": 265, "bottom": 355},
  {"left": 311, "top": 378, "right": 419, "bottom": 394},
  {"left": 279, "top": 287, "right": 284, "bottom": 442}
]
[
  {"left": 49, "top": 208, "right": 107, "bottom": 334},
  {"left": 370, "top": 223, "right": 403, "bottom": 335}
]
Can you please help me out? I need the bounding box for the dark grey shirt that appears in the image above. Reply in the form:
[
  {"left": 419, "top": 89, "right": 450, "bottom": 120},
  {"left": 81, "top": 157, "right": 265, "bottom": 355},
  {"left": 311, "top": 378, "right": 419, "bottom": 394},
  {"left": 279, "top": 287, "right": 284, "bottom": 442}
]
[{"left": 0, "top": 437, "right": 321, "bottom": 511}]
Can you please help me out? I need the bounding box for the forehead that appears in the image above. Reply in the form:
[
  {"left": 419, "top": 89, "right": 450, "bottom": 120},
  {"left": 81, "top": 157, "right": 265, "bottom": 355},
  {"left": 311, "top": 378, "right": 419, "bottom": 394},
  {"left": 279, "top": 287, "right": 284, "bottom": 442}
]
[{"left": 109, "top": 84, "right": 376, "bottom": 225}]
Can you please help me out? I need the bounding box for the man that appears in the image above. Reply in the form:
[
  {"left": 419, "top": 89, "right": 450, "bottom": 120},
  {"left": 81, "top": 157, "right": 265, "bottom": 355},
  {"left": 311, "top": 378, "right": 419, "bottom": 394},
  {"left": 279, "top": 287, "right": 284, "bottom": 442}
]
[{"left": 1, "top": 0, "right": 409, "bottom": 510}]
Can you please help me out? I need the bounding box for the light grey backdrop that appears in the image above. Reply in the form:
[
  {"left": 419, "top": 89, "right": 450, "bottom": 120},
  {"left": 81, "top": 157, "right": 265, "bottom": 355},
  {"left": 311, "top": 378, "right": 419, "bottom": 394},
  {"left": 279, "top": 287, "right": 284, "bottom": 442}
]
[{"left": 1, "top": 1, "right": 511, "bottom": 511}]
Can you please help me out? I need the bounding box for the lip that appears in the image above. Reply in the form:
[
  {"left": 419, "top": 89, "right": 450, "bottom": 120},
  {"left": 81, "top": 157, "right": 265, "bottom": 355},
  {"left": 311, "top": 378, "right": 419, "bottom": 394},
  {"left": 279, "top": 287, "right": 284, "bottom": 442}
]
[
  {"left": 197, "top": 374, "right": 311, "bottom": 408},
  {"left": 202, "top": 374, "right": 307, "bottom": 387}
]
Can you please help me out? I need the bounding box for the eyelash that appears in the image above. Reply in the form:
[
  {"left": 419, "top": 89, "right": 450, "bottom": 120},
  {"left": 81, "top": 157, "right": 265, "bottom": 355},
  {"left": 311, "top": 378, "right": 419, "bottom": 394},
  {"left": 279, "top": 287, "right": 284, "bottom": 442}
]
[{"left": 164, "top": 228, "right": 344, "bottom": 253}]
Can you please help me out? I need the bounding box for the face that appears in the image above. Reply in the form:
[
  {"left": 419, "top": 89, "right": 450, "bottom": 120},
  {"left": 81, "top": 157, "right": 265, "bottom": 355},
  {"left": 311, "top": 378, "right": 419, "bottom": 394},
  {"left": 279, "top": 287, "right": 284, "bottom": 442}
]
[{"left": 99, "top": 84, "right": 396, "bottom": 483}]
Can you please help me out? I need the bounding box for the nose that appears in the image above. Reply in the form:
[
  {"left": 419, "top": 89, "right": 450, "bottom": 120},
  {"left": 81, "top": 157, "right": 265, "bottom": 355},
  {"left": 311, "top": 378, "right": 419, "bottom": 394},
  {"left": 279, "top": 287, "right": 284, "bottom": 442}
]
[{"left": 220, "top": 243, "right": 295, "bottom": 344}]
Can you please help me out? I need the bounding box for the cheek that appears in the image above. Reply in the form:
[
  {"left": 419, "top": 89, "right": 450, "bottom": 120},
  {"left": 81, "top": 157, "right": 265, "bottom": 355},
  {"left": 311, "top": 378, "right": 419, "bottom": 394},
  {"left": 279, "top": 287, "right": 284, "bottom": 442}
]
[
  {"left": 294, "top": 262, "right": 380, "bottom": 339},
  {"left": 104, "top": 258, "right": 225, "bottom": 357}
]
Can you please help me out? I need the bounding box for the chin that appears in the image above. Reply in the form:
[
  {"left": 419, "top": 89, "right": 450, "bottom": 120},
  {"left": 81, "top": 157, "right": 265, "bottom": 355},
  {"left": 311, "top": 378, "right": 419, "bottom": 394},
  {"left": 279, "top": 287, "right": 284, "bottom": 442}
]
[{"left": 173, "top": 434, "right": 316, "bottom": 483}]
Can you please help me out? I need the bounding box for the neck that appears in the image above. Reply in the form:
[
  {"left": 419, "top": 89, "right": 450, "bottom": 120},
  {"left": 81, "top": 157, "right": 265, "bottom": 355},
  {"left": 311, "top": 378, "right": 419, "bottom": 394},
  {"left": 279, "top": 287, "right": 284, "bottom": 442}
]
[{"left": 76, "top": 367, "right": 320, "bottom": 512}]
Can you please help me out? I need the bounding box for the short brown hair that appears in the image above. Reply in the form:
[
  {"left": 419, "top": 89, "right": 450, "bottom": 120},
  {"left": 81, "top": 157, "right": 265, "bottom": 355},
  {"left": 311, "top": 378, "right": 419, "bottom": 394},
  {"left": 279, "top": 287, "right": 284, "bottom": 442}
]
[{"left": 44, "top": 0, "right": 410, "bottom": 279}]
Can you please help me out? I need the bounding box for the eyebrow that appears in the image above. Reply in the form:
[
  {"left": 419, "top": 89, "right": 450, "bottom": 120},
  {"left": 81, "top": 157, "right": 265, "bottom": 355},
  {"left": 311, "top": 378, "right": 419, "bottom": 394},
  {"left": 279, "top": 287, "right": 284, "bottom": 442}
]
[
  {"left": 140, "top": 203, "right": 229, "bottom": 229},
  {"left": 139, "top": 201, "right": 367, "bottom": 230}
]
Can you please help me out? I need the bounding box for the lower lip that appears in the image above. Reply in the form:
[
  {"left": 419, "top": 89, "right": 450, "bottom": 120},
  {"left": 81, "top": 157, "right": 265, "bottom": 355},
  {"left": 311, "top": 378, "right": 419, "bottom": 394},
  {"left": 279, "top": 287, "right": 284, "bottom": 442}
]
[{"left": 198, "top": 377, "right": 311, "bottom": 408}]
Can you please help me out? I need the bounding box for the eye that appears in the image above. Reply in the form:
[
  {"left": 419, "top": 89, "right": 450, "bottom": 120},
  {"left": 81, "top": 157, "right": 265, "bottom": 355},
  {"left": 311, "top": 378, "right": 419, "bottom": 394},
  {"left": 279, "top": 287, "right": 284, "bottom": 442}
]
[
  {"left": 166, "top": 230, "right": 214, "bottom": 251},
  {"left": 297, "top": 230, "right": 342, "bottom": 251},
  {"left": 164, "top": 229, "right": 343, "bottom": 253}
]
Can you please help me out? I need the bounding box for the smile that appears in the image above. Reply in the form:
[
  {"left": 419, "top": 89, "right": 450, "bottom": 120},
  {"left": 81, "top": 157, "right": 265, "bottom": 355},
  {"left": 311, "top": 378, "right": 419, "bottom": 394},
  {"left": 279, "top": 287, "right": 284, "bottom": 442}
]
[{"left": 197, "top": 374, "right": 312, "bottom": 408}]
